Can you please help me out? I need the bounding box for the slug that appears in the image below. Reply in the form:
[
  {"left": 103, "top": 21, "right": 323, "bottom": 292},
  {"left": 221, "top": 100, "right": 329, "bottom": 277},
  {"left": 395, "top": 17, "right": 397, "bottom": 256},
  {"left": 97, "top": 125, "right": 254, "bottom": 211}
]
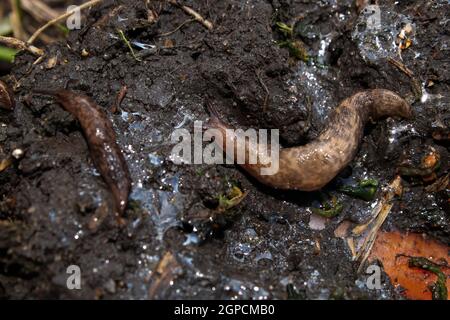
[
  {"left": 206, "top": 89, "right": 412, "bottom": 191},
  {"left": 34, "top": 89, "right": 131, "bottom": 214}
]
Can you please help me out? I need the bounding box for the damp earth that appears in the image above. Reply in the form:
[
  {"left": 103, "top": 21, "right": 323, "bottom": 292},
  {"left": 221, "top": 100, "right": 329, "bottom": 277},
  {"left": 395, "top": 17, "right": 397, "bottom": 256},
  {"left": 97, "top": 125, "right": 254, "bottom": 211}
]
[{"left": 0, "top": 0, "right": 448, "bottom": 299}]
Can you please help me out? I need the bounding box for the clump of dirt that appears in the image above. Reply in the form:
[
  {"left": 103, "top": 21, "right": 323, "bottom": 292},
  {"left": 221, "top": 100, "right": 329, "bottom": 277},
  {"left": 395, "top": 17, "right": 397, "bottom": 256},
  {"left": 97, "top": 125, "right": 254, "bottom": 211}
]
[{"left": 0, "top": 0, "right": 448, "bottom": 299}]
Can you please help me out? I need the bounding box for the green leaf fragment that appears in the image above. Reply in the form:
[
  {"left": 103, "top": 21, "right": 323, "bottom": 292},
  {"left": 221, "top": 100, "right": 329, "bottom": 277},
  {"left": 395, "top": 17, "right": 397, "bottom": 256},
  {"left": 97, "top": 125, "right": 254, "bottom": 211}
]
[
  {"left": 278, "top": 40, "right": 310, "bottom": 62},
  {"left": 275, "top": 22, "right": 293, "bottom": 38},
  {"left": 56, "top": 24, "right": 70, "bottom": 36},
  {"left": 216, "top": 186, "right": 247, "bottom": 212},
  {"left": 311, "top": 196, "right": 343, "bottom": 218},
  {"left": 408, "top": 257, "right": 448, "bottom": 300},
  {"left": 0, "top": 46, "right": 18, "bottom": 63},
  {"left": 339, "top": 178, "right": 379, "bottom": 201}
]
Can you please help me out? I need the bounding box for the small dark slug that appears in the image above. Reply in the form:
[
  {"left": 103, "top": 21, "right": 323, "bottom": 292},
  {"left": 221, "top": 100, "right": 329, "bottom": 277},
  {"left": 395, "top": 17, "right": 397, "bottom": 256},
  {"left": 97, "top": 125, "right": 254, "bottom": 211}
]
[
  {"left": 34, "top": 89, "right": 131, "bottom": 214},
  {"left": 206, "top": 89, "right": 412, "bottom": 191},
  {"left": 0, "top": 80, "right": 15, "bottom": 110}
]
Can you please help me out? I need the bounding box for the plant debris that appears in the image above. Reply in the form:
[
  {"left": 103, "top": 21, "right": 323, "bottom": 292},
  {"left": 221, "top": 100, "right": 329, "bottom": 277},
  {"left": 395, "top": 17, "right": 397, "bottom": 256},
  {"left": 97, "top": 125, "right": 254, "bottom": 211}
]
[
  {"left": 117, "top": 29, "right": 141, "bottom": 62},
  {"left": 407, "top": 256, "right": 448, "bottom": 300},
  {"left": 0, "top": 0, "right": 448, "bottom": 300},
  {"left": 148, "top": 252, "right": 183, "bottom": 299},
  {"left": 0, "top": 79, "right": 15, "bottom": 110},
  {"left": 0, "top": 157, "right": 13, "bottom": 172},
  {"left": 311, "top": 195, "right": 343, "bottom": 218},
  {"left": 339, "top": 178, "right": 379, "bottom": 201},
  {"left": 346, "top": 176, "right": 403, "bottom": 272},
  {"left": 398, "top": 145, "right": 440, "bottom": 181},
  {"left": 168, "top": 0, "right": 213, "bottom": 31},
  {"left": 276, "top": 22, "right": 310, "bottom": 62},
  {"left": 217, "top": 185, "right": 248, "bottom": 212},
  {"left": 369, "top": 231, "right": 449, "bottom": 300}
]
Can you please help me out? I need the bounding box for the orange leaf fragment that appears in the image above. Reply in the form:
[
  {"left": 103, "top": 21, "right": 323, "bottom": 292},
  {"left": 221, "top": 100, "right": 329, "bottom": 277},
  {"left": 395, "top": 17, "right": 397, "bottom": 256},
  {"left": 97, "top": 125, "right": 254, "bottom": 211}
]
[{"left": 369, "top": 231, "right": 449, "bottom": 300}]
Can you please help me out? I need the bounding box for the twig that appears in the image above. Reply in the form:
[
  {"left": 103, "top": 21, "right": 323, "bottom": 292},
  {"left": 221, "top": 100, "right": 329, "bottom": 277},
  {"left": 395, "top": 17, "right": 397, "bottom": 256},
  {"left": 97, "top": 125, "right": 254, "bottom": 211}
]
[
  {"left": 354, "top": 176, "right": 403, "bottom": 273},
  {"left": 387, "top": 57, "right": 414, "bottom": 77},
  {"left": 24, "top": 24, "right": 55, "bottom": 44},
  {"left": 21, "top": 0, "right": 60, "bottom": 23},
  {"left": 27, "top": 0, "right": 103, "bottom": 44},
  {"left": 20, "top": 1, "right": 59, "bottom": 44},
  {"left": 387, "top": 57, "right": 422, "bottom": 101},
  {"left": 148, "top": 252, "right": 182, "bottom": 299},
  {"left": 256, "top": 69, "right": 270, "bottom": 112},
  {"left": 168, "top": 0, "right": 213, "bottom": 31},
  {"left": 156, "top": 18, "right": 195, "bottom": 37},
  {"left": 0, "top": 35, "right": 44, "bottom": 56},
  {"left": 111, "top": 85, "right": 127, "bottom": 113},
  {"left": 425, "top": 173, "right": 449, "bottom": 193},
  {"left": 10, "top": 0, "right": 26, "bottom": 40},
  {"left": 93, "top": 5, "right": 124, "bottom": 29}
]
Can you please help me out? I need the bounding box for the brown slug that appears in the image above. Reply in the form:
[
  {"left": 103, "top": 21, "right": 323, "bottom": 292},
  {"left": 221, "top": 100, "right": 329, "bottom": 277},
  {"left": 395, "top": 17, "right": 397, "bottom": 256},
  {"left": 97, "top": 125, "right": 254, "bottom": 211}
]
[
  {"left": 0, "top": 80, "right": 15, "bottom": 110},
  {"left": 34, "top": 89, "right": 131, "bottom": 214},
  {"left": 206, "top": 89, "right": 412, "bottom": 191}
]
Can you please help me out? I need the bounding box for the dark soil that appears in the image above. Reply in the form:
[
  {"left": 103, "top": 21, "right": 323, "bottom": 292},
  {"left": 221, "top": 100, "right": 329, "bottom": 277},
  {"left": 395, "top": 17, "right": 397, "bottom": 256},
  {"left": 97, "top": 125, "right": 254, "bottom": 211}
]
[{"left": 0, "top": 0, "right": 448, "bottom": 299}]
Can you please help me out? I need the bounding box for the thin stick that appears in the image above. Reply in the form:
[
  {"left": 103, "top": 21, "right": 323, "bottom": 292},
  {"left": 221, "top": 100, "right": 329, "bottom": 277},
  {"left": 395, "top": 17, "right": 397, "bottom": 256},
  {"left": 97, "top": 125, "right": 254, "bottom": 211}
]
[
  {"left": 355, "top": 176, "right": 402, "bottom": 273},
  {"left": 24, "top": 24, "right": 55, "bottom": 44},
  {"left": 111, "top": 85, "right": 127, "bottom": 113},
  {"left": 0, "top": 35, "right": 44, "bottom": 56},
  {"left": 387, "top": 57, "right": 414, "bottom": 78},
  {"left": 21, "top": 0, "right": 60, "bottom": 22},
  {"left": 157, "top": 18, "right": 195, "bottom": 37},
  {"left": 256, "top": 69, "right": 270, "bottom": 112},
  {"left": 168, "top": 0, "right": 213, "bottom": 30},
  {"left": 27, "top": 0, "right": 103, "bottom": 44},
  {"left": 387, "top": 57, "right": 422, "bottom": 101},
  {"left": 10, "top": 0, "right": 26, "bottom": 40}
]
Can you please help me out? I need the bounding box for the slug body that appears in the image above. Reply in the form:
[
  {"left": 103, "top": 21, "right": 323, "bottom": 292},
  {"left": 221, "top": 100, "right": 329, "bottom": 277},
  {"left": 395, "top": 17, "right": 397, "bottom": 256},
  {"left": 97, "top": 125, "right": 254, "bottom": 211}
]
[
  {"left": 207, "top": 89, "right": 412, "bottom": 191},
  {"left": 36, "top": 89, "right": 131, "bottom": 214}
]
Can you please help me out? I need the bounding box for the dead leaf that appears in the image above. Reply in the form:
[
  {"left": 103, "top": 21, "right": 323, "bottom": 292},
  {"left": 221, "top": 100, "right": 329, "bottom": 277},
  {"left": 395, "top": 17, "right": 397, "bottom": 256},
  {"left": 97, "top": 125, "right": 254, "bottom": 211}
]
[
  {"left": 334, "top": 220, "right": 352, "bottom": 238},
  {"left": 369, "top": 231, "right": 450, "bottom": 300},
  {"left": 0, "top": 157, "right": 13, "bottom": 172}
]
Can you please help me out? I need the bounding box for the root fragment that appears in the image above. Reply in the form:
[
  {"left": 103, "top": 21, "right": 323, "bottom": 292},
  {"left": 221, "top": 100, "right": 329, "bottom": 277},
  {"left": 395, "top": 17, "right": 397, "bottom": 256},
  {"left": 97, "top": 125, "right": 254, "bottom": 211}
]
[
  {"left": 168, "top": 0, "right": 213, "bottom": 31},
  {"left": 28, "top": 0, "right": 103, "bottom": 44},
  {"left": 0, "top": 36, "right": 44, "bottom": 56}
]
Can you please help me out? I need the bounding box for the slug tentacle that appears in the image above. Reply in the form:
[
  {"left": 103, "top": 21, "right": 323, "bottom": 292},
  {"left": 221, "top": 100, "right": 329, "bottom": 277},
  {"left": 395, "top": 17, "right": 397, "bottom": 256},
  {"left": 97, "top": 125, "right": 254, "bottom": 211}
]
[
  {"left": 207, "top": 89, "right": 412, "bottom": 191},
  {"left": 34, "top": 89, "right": 131, "bottom": 214}
]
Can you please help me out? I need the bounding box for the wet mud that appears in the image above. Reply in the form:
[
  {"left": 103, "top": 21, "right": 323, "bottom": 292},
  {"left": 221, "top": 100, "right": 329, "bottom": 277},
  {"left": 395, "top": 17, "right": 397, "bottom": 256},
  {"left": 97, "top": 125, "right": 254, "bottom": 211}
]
[{"left": 0, "top": 0, "right": 448, "bottom": 299}]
